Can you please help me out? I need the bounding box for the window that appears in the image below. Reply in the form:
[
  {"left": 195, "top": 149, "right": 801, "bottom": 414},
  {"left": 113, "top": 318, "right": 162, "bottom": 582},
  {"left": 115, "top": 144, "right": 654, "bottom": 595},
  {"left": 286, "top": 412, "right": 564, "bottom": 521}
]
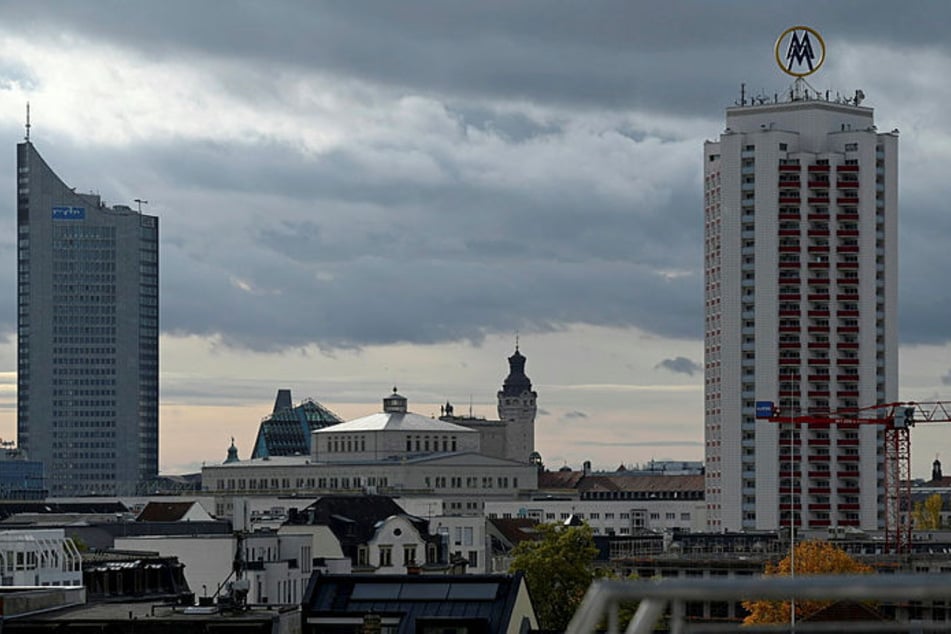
[
  {"left": 403, "top": 545, "right": 417, "bottom": 565},
  {"left": 468, "top": 551, "right": 478, "bottom": 567},
  {"left": 379, "top": 546, "right": 392, "bottom": 567}
]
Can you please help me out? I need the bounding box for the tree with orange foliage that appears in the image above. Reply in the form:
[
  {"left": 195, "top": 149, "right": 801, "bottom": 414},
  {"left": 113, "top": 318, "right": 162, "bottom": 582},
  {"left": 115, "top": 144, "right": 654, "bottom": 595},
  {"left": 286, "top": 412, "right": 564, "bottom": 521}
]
[{"left": 742, "top": 539, "right": 874, "bottom": 625}]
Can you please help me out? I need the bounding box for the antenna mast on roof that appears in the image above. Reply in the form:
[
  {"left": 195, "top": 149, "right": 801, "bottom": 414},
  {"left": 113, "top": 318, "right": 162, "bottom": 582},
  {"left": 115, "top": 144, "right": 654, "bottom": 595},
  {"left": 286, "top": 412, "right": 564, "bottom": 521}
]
[{"left": 24, "top": 102, "right": 30, "bottom": 142}]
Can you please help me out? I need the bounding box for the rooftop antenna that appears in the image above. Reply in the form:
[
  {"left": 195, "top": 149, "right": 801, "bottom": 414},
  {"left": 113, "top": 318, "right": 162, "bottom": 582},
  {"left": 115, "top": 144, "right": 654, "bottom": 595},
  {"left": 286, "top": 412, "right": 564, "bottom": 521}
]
[
  {"left": 515, "top": 330, "right": 520, "bottom": 352},
  {"left": 24, "top": 102, "right": 30, "bottom": 142},
  {"left": 469, "top": 394, "right": 473, "bottom": 418},
  {"left": 134, "top": 198, "right": 148, "bottom": 213}
]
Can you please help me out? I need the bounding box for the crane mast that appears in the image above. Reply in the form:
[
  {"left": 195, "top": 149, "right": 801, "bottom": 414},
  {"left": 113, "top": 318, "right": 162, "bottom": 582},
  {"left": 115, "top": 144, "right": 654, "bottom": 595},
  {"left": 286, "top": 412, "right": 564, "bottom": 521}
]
[{"left": 759, "top": 401, "right": 951, "bottom": 555}]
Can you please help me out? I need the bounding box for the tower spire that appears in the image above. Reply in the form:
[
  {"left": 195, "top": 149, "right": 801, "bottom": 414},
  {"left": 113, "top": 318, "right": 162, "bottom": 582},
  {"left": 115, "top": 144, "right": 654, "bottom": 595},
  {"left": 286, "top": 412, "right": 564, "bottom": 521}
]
[{"left": 24, "top": 102, "right": 30, "bottom": 142}]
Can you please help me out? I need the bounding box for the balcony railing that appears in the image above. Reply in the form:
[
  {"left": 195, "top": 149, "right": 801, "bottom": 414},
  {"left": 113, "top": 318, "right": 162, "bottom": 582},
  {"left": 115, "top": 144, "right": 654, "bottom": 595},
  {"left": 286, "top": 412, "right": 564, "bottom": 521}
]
[{"left": 568, "top": 574, "right": 951, "bottom": 634}]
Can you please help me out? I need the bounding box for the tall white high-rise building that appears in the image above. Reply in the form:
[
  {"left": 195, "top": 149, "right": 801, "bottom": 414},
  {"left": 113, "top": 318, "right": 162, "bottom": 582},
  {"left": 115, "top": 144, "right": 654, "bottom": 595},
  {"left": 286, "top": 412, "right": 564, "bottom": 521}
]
[{"left": 703, "top": 91, "right": 898, "bottom": 531}]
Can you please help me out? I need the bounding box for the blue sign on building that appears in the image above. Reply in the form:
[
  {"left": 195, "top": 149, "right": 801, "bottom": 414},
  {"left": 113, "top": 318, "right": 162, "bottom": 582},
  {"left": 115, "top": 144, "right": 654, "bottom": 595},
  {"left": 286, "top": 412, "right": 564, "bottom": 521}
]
[
  {"left": 755, "top": 401, "right": 776, "bottom": 419},
  {"left": 52, "top": 206, "right": 85, "bottom": 220}
]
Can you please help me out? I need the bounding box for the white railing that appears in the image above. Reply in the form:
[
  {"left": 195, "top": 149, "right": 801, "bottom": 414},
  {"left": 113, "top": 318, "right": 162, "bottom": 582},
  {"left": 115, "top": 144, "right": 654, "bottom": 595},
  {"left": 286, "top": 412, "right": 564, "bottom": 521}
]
[{"left": 567, "top": 573, "right": 951, "bottom": 633}]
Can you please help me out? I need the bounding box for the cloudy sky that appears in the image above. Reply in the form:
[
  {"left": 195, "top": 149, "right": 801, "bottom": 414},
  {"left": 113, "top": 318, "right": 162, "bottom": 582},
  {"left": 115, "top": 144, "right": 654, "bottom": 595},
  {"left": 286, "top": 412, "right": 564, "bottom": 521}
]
[{"left": 0, "top": 2, "right": 949, "bottom": 476}]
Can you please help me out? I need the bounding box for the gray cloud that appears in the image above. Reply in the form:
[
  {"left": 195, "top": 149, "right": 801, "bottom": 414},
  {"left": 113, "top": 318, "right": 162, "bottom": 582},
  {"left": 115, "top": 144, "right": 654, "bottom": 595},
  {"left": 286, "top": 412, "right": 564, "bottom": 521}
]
[
  {"left": 0, "top": 5, "right": 948, "bottom": 355},
  {"left": 563, "top": 411, "right": 588, "bottom": 420},
  {"left": 655, "top": 357, "right": 703, "bottom": 377},
  {"left": 942, "top": 371, "right": 951, "bottom": 386}
]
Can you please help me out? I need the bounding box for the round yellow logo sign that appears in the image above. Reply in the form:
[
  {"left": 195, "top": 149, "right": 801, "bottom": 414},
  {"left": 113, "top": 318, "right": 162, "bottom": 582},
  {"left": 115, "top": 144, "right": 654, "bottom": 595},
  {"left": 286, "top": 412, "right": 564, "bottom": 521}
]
[{"left": 775, "top": 26, "right": 825, "bottom": 77}]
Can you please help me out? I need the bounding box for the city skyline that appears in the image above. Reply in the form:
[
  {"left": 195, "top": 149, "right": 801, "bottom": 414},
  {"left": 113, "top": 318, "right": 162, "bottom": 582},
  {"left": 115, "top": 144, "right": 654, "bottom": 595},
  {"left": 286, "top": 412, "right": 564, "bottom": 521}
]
[{"left": 0, "top": 4, "right": 950, "bottom": 477}]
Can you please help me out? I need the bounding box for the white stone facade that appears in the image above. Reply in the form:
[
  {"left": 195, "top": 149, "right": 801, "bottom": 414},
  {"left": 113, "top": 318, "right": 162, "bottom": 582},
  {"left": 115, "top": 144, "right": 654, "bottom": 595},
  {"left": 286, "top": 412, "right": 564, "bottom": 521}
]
[{"left": 704, "top": 98, "right": 898, "bottom": 531}]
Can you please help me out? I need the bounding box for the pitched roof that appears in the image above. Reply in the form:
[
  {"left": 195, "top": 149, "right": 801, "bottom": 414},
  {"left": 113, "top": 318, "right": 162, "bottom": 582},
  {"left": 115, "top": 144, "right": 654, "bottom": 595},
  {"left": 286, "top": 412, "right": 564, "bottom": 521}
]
[
  {"left": 316, "top": 411, "right": 476, "bottom": 434},
  {"left": 135, "top": 501, "right": 202, "bottom": 522},
  {"left": 303, "top": 573, "right": 533, "bottom": 634},
  {"left": 537, "top": 470, "right": 585, "bottom": 490},
  {"left": 579, "top": 474, "right": 705, "bottom": 494},
  {"left": 488, "top": 517, "right": 541, "bottom": 547}
]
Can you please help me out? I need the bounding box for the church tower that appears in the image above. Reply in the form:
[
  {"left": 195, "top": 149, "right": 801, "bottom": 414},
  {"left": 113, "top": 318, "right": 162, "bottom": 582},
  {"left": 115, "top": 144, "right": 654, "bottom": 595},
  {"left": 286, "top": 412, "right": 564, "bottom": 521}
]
[{"left": 497, "top": 344, "right": 537, "bottom": 462}]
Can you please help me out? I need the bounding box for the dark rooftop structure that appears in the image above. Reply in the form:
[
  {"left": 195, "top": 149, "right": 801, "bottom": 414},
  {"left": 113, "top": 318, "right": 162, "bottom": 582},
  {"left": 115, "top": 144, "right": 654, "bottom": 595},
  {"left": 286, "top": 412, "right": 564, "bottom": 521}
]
[
  {"left": 302, "top": 573, "right": 537, "bottom": 634},
  {"left": 287, "top": 496, "right": 441, "bottom": 569},
  {"left": 500, "top": 346, "right": 533, "bottom": 398},
  {"left": 250, "top": 389, "right": 344, "bottom": 459}
]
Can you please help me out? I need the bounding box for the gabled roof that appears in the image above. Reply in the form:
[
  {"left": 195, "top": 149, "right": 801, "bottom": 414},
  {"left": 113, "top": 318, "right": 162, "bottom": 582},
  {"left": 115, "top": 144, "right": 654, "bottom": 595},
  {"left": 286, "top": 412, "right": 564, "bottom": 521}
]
[
  {"left": 135, "top": 501, "right": 210, "bottom": 522},
  {"left": 287, "top": 496, "right": 434, "bottom": 560},
  {"left": 487, "top": 517, "right": 540, "bottom": 548},
  {"left": 251, "top": 393, "right": 344, "bottom": 459}
]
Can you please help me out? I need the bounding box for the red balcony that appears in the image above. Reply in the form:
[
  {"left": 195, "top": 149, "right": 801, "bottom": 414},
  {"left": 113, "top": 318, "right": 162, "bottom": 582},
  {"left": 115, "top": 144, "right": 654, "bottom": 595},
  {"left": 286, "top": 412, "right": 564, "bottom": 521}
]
[
  {"left": 837, "top": 390, "right": 860, "bottom": 398},
  {"left": 778, "top": 390, "right": 800, "bottom": 398},
  {"left": 808, "top": 390, "right": 831, "bottom": 397},
  {"left": 807, "top": 439, "right": 830, "bottom": 446},
  {"left": 808, "top": 197, "right": 830, "bottom": 205},
  {"left": 839, "top": 519, "right": 860, "bottom": 526},
  {"left": 779, "top": 196, "right": 801, "bottom": 204},
  {"left": 838, "top": 486, "right": 860, "bottom": 493},
  {"left": 838, "top": 310, "right": 859, "bottom": 317},
  {"left": 808, "top": 342, "right": 830, "bottom": 349},
  {"left": 808, "top": 180, "right": 830, "bottom": 189},
  {"left": 838, "top": 470, "right": 860, "bottom": 478},
  {"left": 779, "top": 325, "right": 801, "bottom": 333},
  {"left": 838, "top": 358, "right": 859, "bottom": 366},
  {"left": 837, "top": 342, "right": 859, "bottom": 350},
  {"left": 779, "top": 229, "right": 800, "bottom": 237},
  {"left": 779, "top": 503, "right": 800, "bottom": 511},
  {"left": 837, "top": 245, "right": 859, "bottom": 254},
  {"left": 807, "top": 277, "right": 830, "bottom": 285},
  {"left": 807, "top": 230, "right": 830, "bottom": 238},
  {"left": 807, "top": 245, "right": 830, "bottom": 253},
  {"left": 808, "top": 374, "right": 830, "bottom": 382},
  {"left": 809, "top": 503, "right": 832, "bottom": 511},
  {"left": 838, "top": 210, "right": 859, "bottom": 219},
  {"left": 779, "top": 357, "right": 801, "bottom": 365},
  {"left": 779, "top": 245, "right": 800, "bottom": 253},
  {"left": 838, "top": 229, "right": 860, "bottom": 237},
  {"left": 837, "top": 260, "right": 859, "bottom": 269},
  {"left": 779, "top": 260, "right": 801, "bottom": 268},
  {"left": 809, "top": 519, "right": 832, "bottom": 527},
  {"left": 808, "top": 164, "right": 830, "bottom": 172},
  {"left": 839, "top": 503, "right": 860, "bottom": 511},
  {"left": 837, "top": 197, "right": 860, "bottom": 205},
  {"left": 838, "top": 325, "right": 860, "bottom": 333},
  {"left": 779, "top": 211, "right": 800, "bottom": 221},
  {"left": 809, "top": 454, "right": 831, "bottom": 462},
  {"left": 808, "top": 471, "right": 831, "bottom": 478},
  {"left": 810, "top": 358, "right": 830, "bottom": 365},
  {"left": 838, "top": 454, "right": 860, "bottom": 462},
  {"left": 807, "top": 293, "right": 830, "bottom": 301},
  {"left": 808, "top": 309, "right": 830, "bottom": 317},
  {"left": 836, "top": 298, "right": 859, "bottom": 305},
  {"left": 837, "top": 165, "right": 859, "bottom": 173},
  {"left": 837, "top": 376, "right": 859, "bottom": 384},
  {"left": 779, "top": 294, "right": 801, "bottom": 302},
  {"left": 779, "top": 309, "right": 800, "bottom": 317},
  {"left": 808, "top": 213, "right": 831, "bottom": 221},
  {"left": 779, "top": 342, "right": 800, "bottom": 350},
  {"left": 779, "top": 164, "right": 801, "bottom": 172}
]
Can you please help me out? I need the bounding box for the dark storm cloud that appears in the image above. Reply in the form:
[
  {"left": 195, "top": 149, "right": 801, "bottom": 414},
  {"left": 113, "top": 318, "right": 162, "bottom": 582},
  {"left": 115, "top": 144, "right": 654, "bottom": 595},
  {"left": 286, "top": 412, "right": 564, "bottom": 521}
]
[
  {"left": 655, "top": 357, "right": 702, "bottom": 376},
  {"left": 1, "top": 4, "right": 951, "bottom": 353},
  {"left": 6, "top": 2, "right": 951, "bottom": 116}
]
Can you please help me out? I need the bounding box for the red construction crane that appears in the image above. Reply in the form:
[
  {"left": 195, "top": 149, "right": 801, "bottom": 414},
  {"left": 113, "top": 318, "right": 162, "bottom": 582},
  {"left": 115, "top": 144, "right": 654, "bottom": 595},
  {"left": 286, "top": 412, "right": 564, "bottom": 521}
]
[{"left": 757, "top": 401, "right": 951, "bottom": 555}]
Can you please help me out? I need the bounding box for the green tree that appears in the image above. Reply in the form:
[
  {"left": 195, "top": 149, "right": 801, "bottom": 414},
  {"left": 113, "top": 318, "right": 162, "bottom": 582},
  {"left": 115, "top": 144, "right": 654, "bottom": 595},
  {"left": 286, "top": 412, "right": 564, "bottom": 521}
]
[
  {"left": 509, "top": 522, "right": 600, "bottom": 631},
  {"left": 742, "top": 540, "right": 874, "bottom": 625},
  {"left": 913, "top": 493, "right": 943, "bottom": 530}
]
